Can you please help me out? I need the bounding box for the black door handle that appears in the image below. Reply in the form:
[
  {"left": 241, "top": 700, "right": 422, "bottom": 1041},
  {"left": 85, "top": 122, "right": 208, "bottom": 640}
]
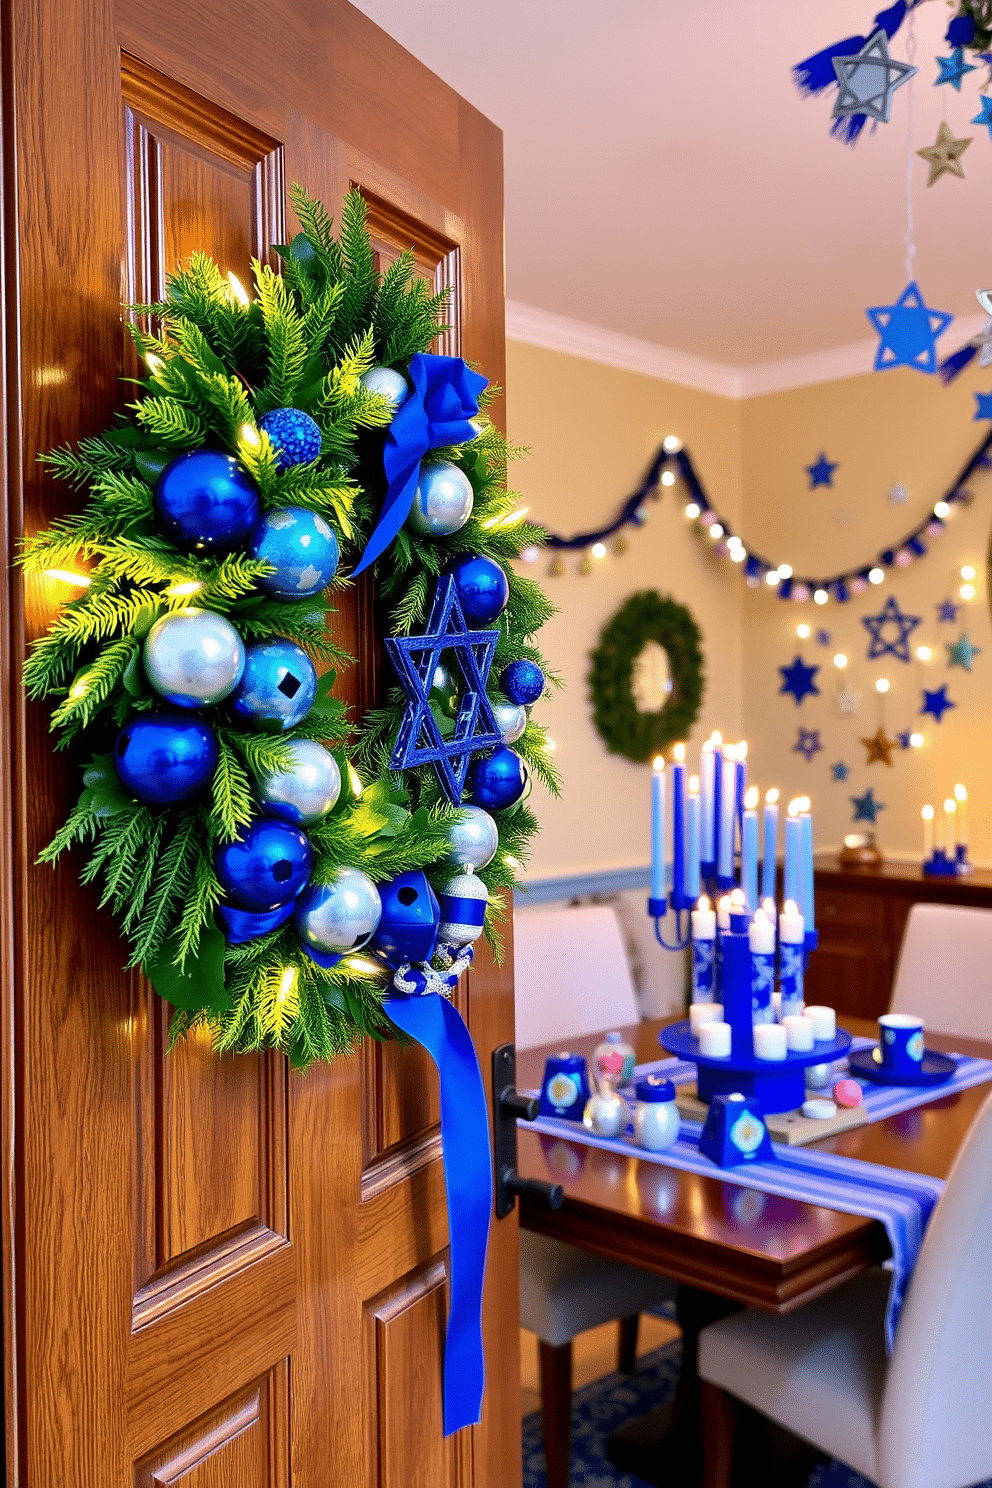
[{"left": 492, "top": 1042, "right": 565, "bottom": 1219}]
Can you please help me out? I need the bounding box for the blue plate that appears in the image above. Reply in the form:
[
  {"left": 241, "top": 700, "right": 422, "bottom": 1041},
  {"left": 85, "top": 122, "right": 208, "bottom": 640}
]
[{"left": 848, "top": 1046, "right": 956, "bottom": 1087}]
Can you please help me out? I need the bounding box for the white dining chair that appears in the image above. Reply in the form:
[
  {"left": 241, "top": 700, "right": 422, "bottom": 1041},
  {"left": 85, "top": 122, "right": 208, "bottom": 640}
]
[
  {"left": 514, "top": 902, "right": 677, "bottom": 1488},
  {"left": 696, "top": 1086, "right": 992, "bottom": 1488},
  {"left": 890, "top": 902, "right": 992, "bottom": 1041}
]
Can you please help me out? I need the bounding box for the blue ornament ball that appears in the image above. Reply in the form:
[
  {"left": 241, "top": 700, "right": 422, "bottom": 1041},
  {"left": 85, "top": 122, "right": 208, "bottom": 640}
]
[
  {"left": 360, "top": 365, "right": 410, "bottom": 410},
  {"left": 143, "top": 607, "right": 245, "bottom": 707},
  {"left": 249, "top": 506, "right": 340, "bottom": 598},
  {"left": 155, "top": 450, "right": 261, "bottom": 554},
  {"left": 259, "top": 407, "right": 322, "bottom": 470},
  {"left": 448, "top": 553, "right": 509, "bottom": 624},
  {"left": 215, "top": 818, "right": 313, "bottom": 912},
  {"left": 114, "top": 713, "right": 219, "bottom": 806},
  {"left": 467, "top": 746, "right": 528, "bottom": 811},
  {"left": 500, "top": 659, "right": 545, "bottom": 707},
  {"left": 406, "top": 461, "right": 474, "bottom": 537},
  {"left": 371, "top": 871, "right": 440, "bottom": 967},
  {"left": 294, "top": 868, "right": 382, "bottom": 956},
  {"left": 258, "top": 740, "right": 341, "bottom": 825},
  {"left": 217, "top": 900, "right": 296, "bottom": 945},
  {"left": 231, "top": 639, "right": 317, "bottom": 731}
]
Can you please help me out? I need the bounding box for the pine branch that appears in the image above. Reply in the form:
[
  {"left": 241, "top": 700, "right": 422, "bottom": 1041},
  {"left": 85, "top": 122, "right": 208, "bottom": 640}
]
[
  {"left": 209, "top": 740, "right": 255, "bottom": 842},
  {"left": 129, "top": 808, "right": 200, "bottom": 967}
]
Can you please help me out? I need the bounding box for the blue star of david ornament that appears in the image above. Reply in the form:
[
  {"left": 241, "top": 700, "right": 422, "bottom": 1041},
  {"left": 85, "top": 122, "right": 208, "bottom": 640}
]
[
  {"left": 937, "top": 598, "right": 959, "bottom": 624},
  {"left": 862, "top": 595, "right": 922, "bottom": 662},
  {"left": 793, "top": 727, "right": 823, "bottom": 763},
  {"left": 971, "top": 95, "right": 992, "bottom": 137},
  {"left": 947, "top": 633, "right": 982, "bottom": 671},
  {"left": 866, "top": 281, "right": 954, "bottom": 374},
  {"left": 779, "top": 654, "right": 820, "bottom": 706},
  {"left": 806, "top": 453, "right": 837, "bottom": 489},
  {"left": 832, "top": 30, "right": 917, "bottom": 123},
  {"left": 831, "top": 760, "right": 850, "bottom": 782},
  {"left": 935, "top": 47, "right": 976, "bottom": 91},
  {"left": 921, "top": 685, "right": 956, "bottom": 723},
  {"left": 851, "top": 788, "right": 885, "bottom": 824},
  {"left": 384, "top": 575, "right": 504, "bottom": 805},
  {"left": 974, "top": 391, "right": 992, "bottom": 421}
]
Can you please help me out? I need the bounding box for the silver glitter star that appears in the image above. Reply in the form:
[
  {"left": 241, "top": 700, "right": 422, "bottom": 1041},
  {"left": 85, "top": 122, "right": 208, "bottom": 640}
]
[
  {"left": 837, "top": 687, "right": 861, "bottom": 717},
  {"left": 832, "top": 30, "right": 917, "bottom": 123}
]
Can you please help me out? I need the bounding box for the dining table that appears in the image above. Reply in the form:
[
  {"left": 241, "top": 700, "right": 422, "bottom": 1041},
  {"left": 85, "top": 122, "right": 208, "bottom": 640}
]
[{"left": 515, "top": 1013, "right": 992, "bottom": 1485}]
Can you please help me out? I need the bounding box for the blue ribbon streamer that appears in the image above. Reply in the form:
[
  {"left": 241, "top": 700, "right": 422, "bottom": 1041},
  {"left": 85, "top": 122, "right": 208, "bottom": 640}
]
[
  {"left": 352, "top": 352, "right": 488, "bottom": 576},
  {"left": 384, "top": 992, "right": 493, "bottom": 1435}
]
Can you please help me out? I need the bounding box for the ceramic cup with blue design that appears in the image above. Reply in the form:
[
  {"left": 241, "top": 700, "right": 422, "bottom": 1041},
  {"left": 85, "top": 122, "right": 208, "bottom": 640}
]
[
  {"left": 539, "top": 1052, "right": 591, "bottom": 1121},
  {"left": 877, "top": 1012, "right": 925, "bottom": 1077}
]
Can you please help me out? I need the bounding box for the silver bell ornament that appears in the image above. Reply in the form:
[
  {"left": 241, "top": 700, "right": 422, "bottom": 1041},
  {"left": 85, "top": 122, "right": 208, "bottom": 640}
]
[
  {"left": 294, "top": 866, "right": 382, "bottom": 956},
  {"left": 406, "top": 460, "right": 474, "bottom": 537},
  {"left": 143, "top": 607, "right": 246, "bottom": 708},
  {"left": 258, "top": 740, "right": 341, "bottom": 826},
  {"left": 437, "top": 869, "right": 489, "bottom": 946},
  {"left": 448, "top": 805, "right": 499, "bottom": 871},
  {"left": 582, "top": 1087, "right": 627, "bottom": 1139},
  {"left": 492, "top": 701, "right": 527, "bottom": 745},
  {"left": 360, "top": 365, "right": 410, "bottom": 410}
]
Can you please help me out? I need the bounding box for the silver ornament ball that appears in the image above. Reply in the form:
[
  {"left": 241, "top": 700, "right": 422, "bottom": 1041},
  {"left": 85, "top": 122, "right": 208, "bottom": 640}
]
[
  {"left": 804, "top": 1062, "right": 833, "bottom": 1091},
  {"left": 406, "top": 460, "right": 474, "bottom": 537},
  {"left": 583, "top": 1090, "right": 626, "bottom": 1139},
  {"left": 295, "top": 867, "right": 382, "bottom": 955},
  {"left": 492, "top": 701, "right": 527, "bottom": 744},
  {"left": 360, "top": 365, "right": 410, "bottom": 410},
  {"left": 143, "top": 607, "right": 245, "bottom": 707},
  {"left": 448, "top": 805, "right": 499, "bottom": 870},
  {"left": 258, "top": 740, "right": 341, "bottom": 826}
]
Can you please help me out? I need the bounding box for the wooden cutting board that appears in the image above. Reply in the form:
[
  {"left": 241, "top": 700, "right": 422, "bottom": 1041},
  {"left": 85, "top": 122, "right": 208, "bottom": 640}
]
[{"left": 674, "top": 1083, "right": 867, "bottom": 1145}]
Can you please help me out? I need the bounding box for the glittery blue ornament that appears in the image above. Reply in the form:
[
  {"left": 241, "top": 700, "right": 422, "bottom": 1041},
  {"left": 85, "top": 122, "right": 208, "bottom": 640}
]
[
  {"left": 406, "top": 461, "right": 474, "bottom": 537},
  {"left": 258, "top": 739, "right": 341, "bottom": 824},
  {"left": 248, "top": 506, "right": 340, "bottom": 598},
  {"left": 217, "top": 900, "right": 295, "bottom": 945},
  {"left": 447, "top": 553, "right": 509, "bottom": 624},
  {"left": 154, "top": 450, "right": 261, "bottom": 553},
  {"left": 500, "top": 659, "right": 544, "bottom": 706},
  {"left": 467, "top": 746, "right": 528, "bottom": 810},
  {"left": 294, "top": 868, "right": 382, "bottom": 955},
  {"left": 215, "top": 818, "right": 313, "bottom": 912},
  {"left": 360, "top": 365, "right": 411, "bottom": 410},
  {"left": 259, "top": 407, "right": 322, "bottom": 470},
  {"left": 143, "top": 607, "right": 245, "bottom": 707},
  {"left": 370, "top": 871, "right": 441, "bottom": 967},
  {"left": 230, "top": 639, "right": 317, "bottom": 731},
  {"left": 114, "top": 713, "right": 219, "bottom": 805}
]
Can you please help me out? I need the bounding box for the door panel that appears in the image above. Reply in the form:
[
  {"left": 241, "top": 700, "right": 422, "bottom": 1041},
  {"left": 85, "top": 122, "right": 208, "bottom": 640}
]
[{"left": 2, "top": 1, "right": 518, "bottom": 1484}]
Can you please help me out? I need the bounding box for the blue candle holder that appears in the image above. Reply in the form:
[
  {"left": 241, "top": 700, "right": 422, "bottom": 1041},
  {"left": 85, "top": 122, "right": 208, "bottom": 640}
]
[
  {"left": 955, "top": 843, "right": 973, "bottom": 876},
  {"left": 923, "top": 850, "right": 958, "bottom": 879}
]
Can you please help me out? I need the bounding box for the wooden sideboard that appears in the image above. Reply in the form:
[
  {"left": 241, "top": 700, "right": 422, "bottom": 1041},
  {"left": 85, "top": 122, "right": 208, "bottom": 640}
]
[{"left": 806, "top": 855, "right": 992, "bottom": 1019}]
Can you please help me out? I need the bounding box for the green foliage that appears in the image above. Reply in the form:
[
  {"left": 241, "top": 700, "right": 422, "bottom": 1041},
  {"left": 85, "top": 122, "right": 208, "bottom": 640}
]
[{"left": 588, "top": 590, "right": 705, "bottom": 763}]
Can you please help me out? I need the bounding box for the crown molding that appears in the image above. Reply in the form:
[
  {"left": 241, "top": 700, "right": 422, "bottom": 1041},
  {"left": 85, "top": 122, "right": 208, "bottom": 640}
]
[{"left": 505, "top": 301, "right": 990, "bottom": 401}]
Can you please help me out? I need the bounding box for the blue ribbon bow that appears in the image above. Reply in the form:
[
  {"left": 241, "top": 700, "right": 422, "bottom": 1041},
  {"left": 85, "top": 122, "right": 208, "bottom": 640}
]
[
  {"left": 351, "top": 353, "right": 488, "bottom": 576},
  {"left": 384, "top": 991, "right": 493, "bottom": 1435}
]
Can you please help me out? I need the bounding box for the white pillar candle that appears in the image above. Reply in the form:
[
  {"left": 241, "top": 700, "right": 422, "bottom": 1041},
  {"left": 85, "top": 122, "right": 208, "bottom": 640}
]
[
  {"left": 689, "top": 1001, "right": 724, "bottom": 1036},
  {"left": 748, "top": 908, "right": 775, "bottom": 956},
  {"left": 805, "top": 1005, "right": 836, "bottom": 1042},
  {"left": 691, "top": 896, "right": 717, "bottom": 940},
  {"left": 921, "top": 804, "right": 934, "bottom": 859},
  {"left": 753, "top": 1022, "right": 787, "bottom": 1061},
  {"left": 716, "top": 894, "right": 731, "bottom": 931},
  {"left": 954, "top": 784, "right": 968, "bottom": 846},
  {"left": 771, "top": 990, "right": 782, "bottom": 1019},
  {"left": 783, "top": 1014, "right": 815, "bottom": 1052},
  {"left": 699, "top": 1021, "right": 731, "bottom": 1058}
]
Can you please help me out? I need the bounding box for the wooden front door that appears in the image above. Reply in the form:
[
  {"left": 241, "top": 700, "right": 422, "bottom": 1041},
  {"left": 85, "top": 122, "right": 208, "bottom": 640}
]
[{"left": 0, "top": 2, "right": 519, "bottom": 1483}]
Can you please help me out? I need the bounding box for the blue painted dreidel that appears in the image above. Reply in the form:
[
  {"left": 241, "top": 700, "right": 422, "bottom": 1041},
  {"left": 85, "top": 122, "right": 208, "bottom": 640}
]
[
  {"left": 539, "top": 1052, "right": 591, "bottom": 1121},
  {"left": 699, "top": 1092, "right": 774, "bottom": 1168}
]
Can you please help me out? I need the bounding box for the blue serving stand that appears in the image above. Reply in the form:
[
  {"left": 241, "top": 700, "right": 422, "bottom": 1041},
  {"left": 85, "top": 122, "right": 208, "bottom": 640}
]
[
  {"left": 659, "top": 1019, "right": 853, "bottom": 1115},
  {"left": 848, "top": 1046, "right": 955, "bottom": 1087}
]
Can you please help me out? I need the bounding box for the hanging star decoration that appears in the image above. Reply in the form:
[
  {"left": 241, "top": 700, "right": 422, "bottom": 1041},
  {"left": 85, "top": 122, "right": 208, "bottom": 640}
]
[
  {"left": 831, "top": 761, "right": 850, "bottom": 782},
  {"left": 816, "top": 629, "right": 831, "bottom": 646},
  {"left": 896, "top": 731, "right": 913, "bottom": 749},
  {"left": 383, "top": 574, "right": 503, "bottom": 805},
  {"left": 862, "top": 595, "right": 922, "bottom": 662},
  {"left": 974, "top": 390, "right": 992, "bottom": 421},
  {"left": 832, "top": 30, "right": 917, "bottom": 123},
  {"left": 837, "top": 686, "right": 862, "bottom": 717},
  {"left": 851, "top": 788, "right": 885, "bottom": 824},
  {"left": 917, "top": 122, "right": 972, "bottom": 186},
  {"left": 921, "top": 685, "right": 956, "bottom": 723},
  {"left": 935, "top": 46, "right": 977, "bottom": 91},
  {"left": 937, "top": 597, "right": 959, "bottom": 624},
  {"left": 794, "top": 727, "right": 823, "bottom": 763},
  {"left": 806, "top": 452, "right": 837, "bottom": 489},
  {"left": 860, "top": 726, "right": 896, "bottom": 767},
  {"left": 866, "top": 281, "right": 954, "bottom": 374},
  {"left": 947, "top": 633, "right": 983, "bottom": 671},
  {"left": 779, "top": 654, "right": 820, "bottom": 706},
  {"left": 971, "top": 95, "right": 992, "bottom": 138}
]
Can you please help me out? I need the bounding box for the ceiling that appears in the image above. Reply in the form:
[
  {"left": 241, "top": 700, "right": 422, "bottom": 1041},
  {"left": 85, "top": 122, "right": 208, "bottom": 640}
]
[{"left": 349, "top": 0, "right": 992, "bottom": 369}]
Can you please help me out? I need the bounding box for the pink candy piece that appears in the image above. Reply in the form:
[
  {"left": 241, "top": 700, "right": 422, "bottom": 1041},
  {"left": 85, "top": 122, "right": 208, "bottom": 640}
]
[{"left": 833, "top": 1078, "right": 863, "bottom": 1108}]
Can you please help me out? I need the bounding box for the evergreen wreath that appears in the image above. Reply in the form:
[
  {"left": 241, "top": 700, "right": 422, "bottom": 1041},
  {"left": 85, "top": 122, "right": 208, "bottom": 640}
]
[
  {"left": 589, "top": 590, "right": 704, "bottom": 762},
  {"left": 22, "top": 186, "right": 559, "bottom": 1069}
]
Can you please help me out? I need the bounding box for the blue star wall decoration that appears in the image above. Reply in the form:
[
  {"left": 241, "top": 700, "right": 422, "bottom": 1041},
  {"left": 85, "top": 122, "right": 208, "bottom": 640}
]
[
  {"left": 832, "top": 30, "right": 917, "bottom": 123},
  {"left": 937, "top": 597, "right": 959, "bottom": 624},
  {"left": 862, "top": 595, "right": 922, "bottom": 662},
  {"left": 974, "top": 391, "right": 992, "bottom": 421},
  {"left": 866, "top": 281, "right": 954, "bottom": 374},
  {"left": 779, "top": 654, "right": 821, "bottom": 706},
  {"left": 831, "top": 761, "right": 850, "bottom": 782},
  {"left": 921, "top": 685, "right": 956, "bottom": 723},
  {"left": 806, "top": 453, "right": 837, "bottom": 489},
  {"left": 816, "top": 629, "right": 831, "bottom": 646},
  {"left": 384, "top": 574, "right": 503, "bottom": 805},
  {"left": 971, "top": 95, "right": 992, "bottom": 138},
  {"left": 935, "top": 46, "right": 977, "bottom": 90},
  {"left": 851, "top": 788, "right": 886, "bottom": 824},
  {"left": 897, "top": 731, "right": 913, "bottom": 749},
  {"left": 793, "top": 727, "right": 823, "bottom": 763},
  {"left": 947, "top": 633, "right": 983, "bottom": 671}
]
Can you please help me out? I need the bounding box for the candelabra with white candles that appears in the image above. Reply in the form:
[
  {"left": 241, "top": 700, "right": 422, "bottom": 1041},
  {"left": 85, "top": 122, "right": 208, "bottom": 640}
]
[{"left": 921, "top": 783, "right": 972, "bottom": 878}]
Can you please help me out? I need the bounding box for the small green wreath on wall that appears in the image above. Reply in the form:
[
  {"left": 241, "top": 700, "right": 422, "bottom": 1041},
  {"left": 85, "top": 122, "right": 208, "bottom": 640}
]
[{"left": 589, "top": 591, "right": 705, "bottom": 762}]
